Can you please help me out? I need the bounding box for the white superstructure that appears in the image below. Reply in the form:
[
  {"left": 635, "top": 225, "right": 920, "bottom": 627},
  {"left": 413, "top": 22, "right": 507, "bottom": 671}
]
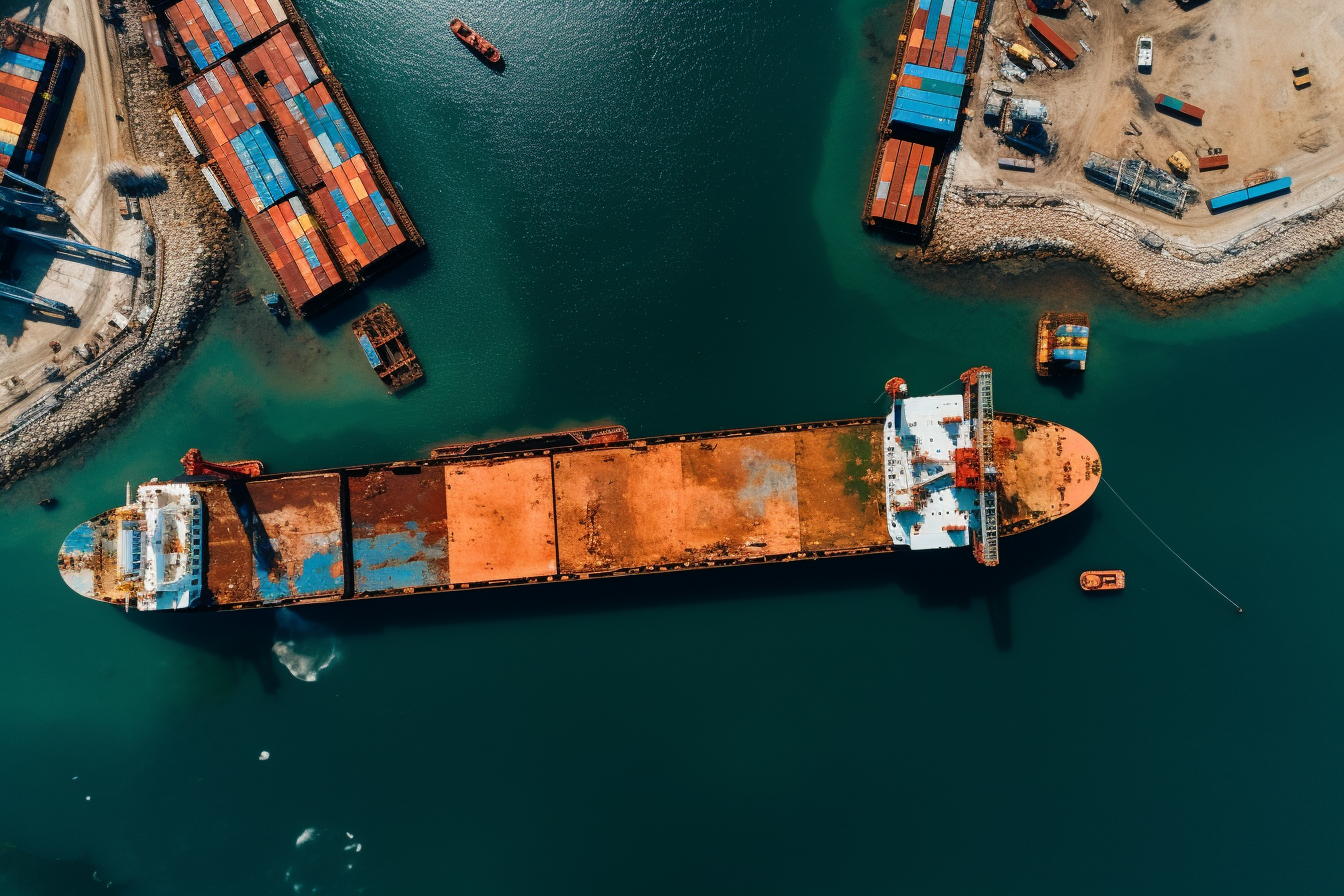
[
  {"left": 882, "top": 373, "right": 999, "bottom": 564},
  {"left": 119, "top": 482, "right": 204, "bottom": 610}
]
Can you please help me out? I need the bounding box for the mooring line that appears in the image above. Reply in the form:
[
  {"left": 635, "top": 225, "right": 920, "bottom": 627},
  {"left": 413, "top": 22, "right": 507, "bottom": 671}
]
[{"left": 1100, "top": 477, "right": 1242, "bottom": 613}]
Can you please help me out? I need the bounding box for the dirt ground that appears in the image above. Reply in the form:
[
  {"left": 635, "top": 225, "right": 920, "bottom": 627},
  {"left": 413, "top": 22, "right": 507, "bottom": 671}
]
[
  {"left": 0, "top": 0, "right": 146, "bottom": 429},
  {"left": 950, "top": 0, "right": 1344, "bottom": 243}
]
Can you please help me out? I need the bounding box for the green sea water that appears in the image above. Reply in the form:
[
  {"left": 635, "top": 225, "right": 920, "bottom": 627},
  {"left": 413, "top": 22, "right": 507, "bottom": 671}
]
[{"left": 3, "top": 1, "right": 1343, "bottom": 893}]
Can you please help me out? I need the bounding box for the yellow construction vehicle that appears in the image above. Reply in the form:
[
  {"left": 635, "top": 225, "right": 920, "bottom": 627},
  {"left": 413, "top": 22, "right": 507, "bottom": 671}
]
[{"left": 1167, "top": 150, "right": 1191, "bottom": 176}]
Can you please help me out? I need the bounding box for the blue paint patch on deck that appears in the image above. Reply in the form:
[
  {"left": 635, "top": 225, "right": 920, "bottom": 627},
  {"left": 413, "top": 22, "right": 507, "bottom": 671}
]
[{"left": 353, "top": 525, "right": 447, "bottom": 592}]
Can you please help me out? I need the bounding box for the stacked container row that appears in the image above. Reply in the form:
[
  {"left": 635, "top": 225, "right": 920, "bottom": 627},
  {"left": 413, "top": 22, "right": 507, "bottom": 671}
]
[
  {"left": 869, "top": 138, "right": 936, "bottom": 226},
  {"left": 248, "top": 195, "right": 343, "bottom": 306},
  {"left": 309, "top": 155, "right": 407, "bottom": 270},
  {"left": 239, "top": 24, "right": 324, "bottom": 185},
  {"left": 891, "top": 64, "right": 966, "bottom": 133},
  {"left": 166, "top": 0, "right": 288, "bottom": 71},
  {"left": 0, "top": 35, "right": 49, "bottom": 169},
  {"left": 907, "top": 0, "right": 979, "bottom": 72},
  {"left": 1207, "top": 177, "right": 1291, "bottom": 213},
  {"left": 180, "top": 60, "right": 296, "bottom": 216}
]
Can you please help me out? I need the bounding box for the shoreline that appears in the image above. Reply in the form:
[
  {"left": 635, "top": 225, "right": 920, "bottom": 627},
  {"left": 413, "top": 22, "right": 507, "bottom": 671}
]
[
  {"left": 923, "top": 179, "right": 1344, "bottom": 302},
  {"left": 0, "top": 0, "right": 229, "bottom": 488}
]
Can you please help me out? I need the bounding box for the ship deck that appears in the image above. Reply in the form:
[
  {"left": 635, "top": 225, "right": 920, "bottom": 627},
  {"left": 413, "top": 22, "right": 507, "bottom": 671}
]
[{"left": 61, "top": 415, "right": 1100, "bottom": 610}]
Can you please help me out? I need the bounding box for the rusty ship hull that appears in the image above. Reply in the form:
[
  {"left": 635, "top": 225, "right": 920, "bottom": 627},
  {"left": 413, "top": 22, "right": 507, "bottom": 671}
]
[{"left": 58, "top": 398, "right": 1101, "bottom": 612}]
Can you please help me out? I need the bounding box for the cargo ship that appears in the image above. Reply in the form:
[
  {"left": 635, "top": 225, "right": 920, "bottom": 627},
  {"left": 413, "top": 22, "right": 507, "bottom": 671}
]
[
  {"left": 56, "top": 368, "right": 1101, "bottom": 611},
  {"left": 449, "top": 19, "right": 502, "bottom": 66},
  {"left": 162, "top": 0, "right": 424, "bottom": 317},
  {"left": 864, "top": 0, "right": 990, "bottom": 237}
]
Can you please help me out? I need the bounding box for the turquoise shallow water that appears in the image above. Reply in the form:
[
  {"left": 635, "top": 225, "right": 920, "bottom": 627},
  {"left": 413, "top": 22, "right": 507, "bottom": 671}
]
[{"left": 2, "top": 1, "right": 1343, "bottom": 893}]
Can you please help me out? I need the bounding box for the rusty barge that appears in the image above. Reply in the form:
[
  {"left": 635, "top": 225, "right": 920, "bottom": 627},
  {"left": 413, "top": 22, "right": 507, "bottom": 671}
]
[{"left": 56, "top": 369, "right": 1101, "bottom": 611}]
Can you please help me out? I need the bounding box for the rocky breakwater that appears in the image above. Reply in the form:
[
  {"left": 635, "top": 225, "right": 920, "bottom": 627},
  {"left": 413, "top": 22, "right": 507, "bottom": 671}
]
[
  {"left": 0, "top": 0, "right": 231, "bottom": 487},
  {"left": 924, "top": 184, "right": 1344, "bottom": 302}
]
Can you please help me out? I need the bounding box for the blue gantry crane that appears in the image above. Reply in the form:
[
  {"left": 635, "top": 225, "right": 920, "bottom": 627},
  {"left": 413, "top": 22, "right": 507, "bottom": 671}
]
[{"left": 0, "top": 279, "right": 74, "bottom": 318}]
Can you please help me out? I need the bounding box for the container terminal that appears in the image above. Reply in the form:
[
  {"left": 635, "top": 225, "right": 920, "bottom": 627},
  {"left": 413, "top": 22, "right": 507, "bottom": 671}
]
[
  {"left": 923, "top": 0, "right": 1344, "bottom": 302},
  {"left": 56, "top": 369, "right": 1102, "bottom": 611},
  {"left": 158, "top": 0, "right": 423, "bottom": 316},
  {"left": 863, "top": 0, "right": 991, "bottom": 237}
]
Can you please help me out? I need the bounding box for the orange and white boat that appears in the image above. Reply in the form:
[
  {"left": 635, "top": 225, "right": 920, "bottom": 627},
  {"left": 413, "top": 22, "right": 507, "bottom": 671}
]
[
  {"left": 1080, "top": 570, "right": 1125, "bottom": 591},
  {"left": 450, "top": 18, "right": 502, "bottom": 66}
]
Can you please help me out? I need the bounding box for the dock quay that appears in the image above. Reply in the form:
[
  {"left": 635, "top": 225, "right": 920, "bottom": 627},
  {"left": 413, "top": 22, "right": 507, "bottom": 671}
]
[
  {"left": 863, "top": 0, "right": 990, "bottom": 238},
  {"left": 57, "top": 370, "right": 1102, "bottom": 611},
  {"left": 157, "top": 0, "right": 423, "bottom": 317}
]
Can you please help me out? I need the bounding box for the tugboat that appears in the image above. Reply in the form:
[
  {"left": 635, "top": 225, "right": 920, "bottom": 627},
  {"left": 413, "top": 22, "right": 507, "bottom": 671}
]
[
  {"left": 1080, "top": 570, "right": 1125, "bottom": 592},
  {"left": 450, "top": 18, "right": 503, "bottom": 67},
  {"left": 263, "top": 292, "right": 289, "bottom": 322}
]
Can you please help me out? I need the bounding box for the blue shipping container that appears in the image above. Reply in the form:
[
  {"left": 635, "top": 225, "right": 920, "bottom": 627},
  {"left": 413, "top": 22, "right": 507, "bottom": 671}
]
[
  {"left": 1246, "top": 177, "right": 1291, "bottom": 200},
  {"left": 1052, "top": 348, "right": 1087, "bottom": 361}
]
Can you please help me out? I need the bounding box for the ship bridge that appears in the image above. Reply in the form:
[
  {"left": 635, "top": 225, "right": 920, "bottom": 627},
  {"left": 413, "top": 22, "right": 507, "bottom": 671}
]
[{"left": 883, "top": 368, "right": 1000, "bottom": 564}]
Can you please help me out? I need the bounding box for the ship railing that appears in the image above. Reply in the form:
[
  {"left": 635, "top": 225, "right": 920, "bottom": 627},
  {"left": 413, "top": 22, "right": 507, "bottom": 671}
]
[{"left": 975, "top": 369, "right": 1000, "bottom": 566}]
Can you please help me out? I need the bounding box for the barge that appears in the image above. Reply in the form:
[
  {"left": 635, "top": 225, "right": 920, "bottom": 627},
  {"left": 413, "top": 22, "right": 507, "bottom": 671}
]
[
  {"left": 0, "top": 18, "right": 78, "bottom": 181},
  {"left": 352, "top": 303, "right": 423, "bottom": 393},
  {"left": 1035, "top": 312, "right": 1090, "bottom": 376},
  {"left": 57, "top": 369, "right": 1102, "bottom": 611},
  {"left": 863, "top": 0, "right": 990, "bottom": 238},
  {"left": 163, "top": 0, "right": 423, "bottom": 317}
]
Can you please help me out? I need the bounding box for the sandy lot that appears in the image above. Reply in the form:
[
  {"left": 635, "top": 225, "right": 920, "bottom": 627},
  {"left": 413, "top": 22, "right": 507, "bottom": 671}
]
[
  {"left": 0, "top": 0, "right": 147, "bottom": 429},
  {"left": 950, "top": 0, "right": 1344, "bottom": 242}
]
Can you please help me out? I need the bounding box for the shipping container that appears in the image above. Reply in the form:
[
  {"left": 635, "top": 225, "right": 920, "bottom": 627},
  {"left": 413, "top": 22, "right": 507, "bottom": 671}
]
[
  {"left": 141, "top": 15, "right": 168, "bottom": 68},
  {"left": 998, "top": 157, "right": 1035, "bottom": 171},
  {"left": 165, "top": 0, "right": 288, "bottom": 72},
  {"left": 1154, "top": 93, "right": 1205, "bottom": 122},
  {"left": 200, "top": 164, "right": 233, "bottom": 211},
  {"left": 247, "top": 194, "right": 344, "bottom": 311},
  {"left": 1207, "top": 188, "right": 1248, "bottom": 212},
  {"left": 1245, "top": 177, "right": 1291, "bottom": 200},
  {"left": 0, "top": 27, "right": 53, "bottom": 173},
  {"left": 890, "top": 62, "right": 966, "bottom": 133},
  {"left": 1196, "top": 153, "right": 1228, "bottom": 171},
  {"left": 906, "top": 0, "right": 978, "bottom": 73},
  {"left": 180, "top": 60, "right": 299, "bottom": 215},
  {"left": 308, "top": 154, "right": 407, "bottom": 271},
  {"left": 1027, "top": 16, "right": 1077, "bottom": 65}
]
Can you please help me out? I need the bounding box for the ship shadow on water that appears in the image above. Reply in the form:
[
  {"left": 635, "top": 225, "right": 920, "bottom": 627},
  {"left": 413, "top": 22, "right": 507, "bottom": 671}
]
[{"left": 126, "top": 502, "right": 1097, "bottom": 674}]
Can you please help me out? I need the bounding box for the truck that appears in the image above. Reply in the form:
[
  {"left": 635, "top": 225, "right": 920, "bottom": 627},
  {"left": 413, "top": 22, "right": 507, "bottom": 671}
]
[{"left": 1136, "top": 35, "right": 1153, "bottom": 72}]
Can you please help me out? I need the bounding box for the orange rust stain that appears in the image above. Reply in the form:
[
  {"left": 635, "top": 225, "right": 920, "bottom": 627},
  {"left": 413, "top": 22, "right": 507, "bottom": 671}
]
[
  {"left": 995, "top": 414, "right": 1101, "bottom": 535},
  {"left": 444, "top": 456, "right": 557, "bottom": 583},
  {"left": 794, "top": 426, "right": 889, "bottom": 550},
  {"left": 553, "top": 434, "right": 803, "bottom": 574}
]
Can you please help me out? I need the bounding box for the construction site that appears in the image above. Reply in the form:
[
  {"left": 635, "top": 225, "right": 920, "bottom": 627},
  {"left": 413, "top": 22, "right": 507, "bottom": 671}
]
[{"left": 924, "top": 0, "right": 1344, "bottom": 299}]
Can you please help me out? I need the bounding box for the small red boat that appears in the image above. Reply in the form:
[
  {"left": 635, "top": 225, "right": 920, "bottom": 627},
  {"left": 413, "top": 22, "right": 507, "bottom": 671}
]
[
  {"left": 450, "top": 18, "right": 502, "bottom": 66},
  {"left": 1080, "top": 570, "right": 1125, "bottom": 592}
]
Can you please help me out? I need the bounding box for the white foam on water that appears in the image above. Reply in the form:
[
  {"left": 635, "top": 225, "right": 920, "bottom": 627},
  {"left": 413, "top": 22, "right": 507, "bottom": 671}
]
[
  {"left": 272, "top": 609, "right": 341, "bottom": 682},
  {"left": 259, "top": 750, "right": 271, "bottom": 760},
  {"left": 296, "top": 827, "right": 319, "bottom": 848}
]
